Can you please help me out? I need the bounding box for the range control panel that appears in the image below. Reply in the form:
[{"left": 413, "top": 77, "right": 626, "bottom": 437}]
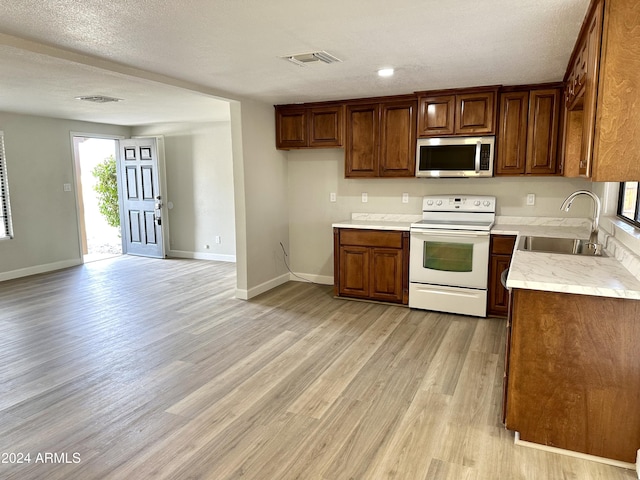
[{"left": 421, "top": 195, "right": 496, "bottom": 213}]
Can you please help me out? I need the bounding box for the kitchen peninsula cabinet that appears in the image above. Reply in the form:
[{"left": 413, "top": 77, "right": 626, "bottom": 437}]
[
  {"left": 333, "top": 228, "right": 409, "bottom": 304},
  {"left": 275, "top": 103, "right": 344, "bottom": 149},
  {"left": 504, "top": 288, "right": 640, "bottom": 463},
  {"left": 344, "top": 96, "right": 416, "bottom": 178},
  {"left": 561, "top": 0, "right": 640, "bottom": 180},
  {"left": 487, "top": 235, "right": 516, "bottom": 316},
  {"left": 496, "top": 86, "right": 561, "bottom": 176},
  {"left": 417, "top": 87, "right": 498, "bottom": 137}
]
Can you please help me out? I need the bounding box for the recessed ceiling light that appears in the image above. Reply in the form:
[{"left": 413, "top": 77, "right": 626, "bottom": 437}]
[{"left": 378, "top": 68, "right": 394, "bottom": 77}]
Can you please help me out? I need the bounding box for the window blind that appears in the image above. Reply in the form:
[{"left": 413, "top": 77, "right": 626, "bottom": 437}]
[{"left": 0, "top": 132, "right": 13, "bottom": 239}]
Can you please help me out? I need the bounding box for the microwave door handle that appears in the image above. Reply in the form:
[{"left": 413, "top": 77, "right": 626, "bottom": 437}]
[{"left": 475, "top": 141, "right": 481, "bottom": 174}]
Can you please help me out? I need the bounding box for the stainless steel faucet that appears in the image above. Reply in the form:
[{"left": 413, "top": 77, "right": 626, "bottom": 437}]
[{"left": 560, "top": 190, "right": 602, "bottom": 255}]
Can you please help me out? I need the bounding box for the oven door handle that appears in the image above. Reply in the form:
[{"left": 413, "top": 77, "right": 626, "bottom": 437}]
[{"left": 411, "top": 229, "right": 490, "bottom": 238}]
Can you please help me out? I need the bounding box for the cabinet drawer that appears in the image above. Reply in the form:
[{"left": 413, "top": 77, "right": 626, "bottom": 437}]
[
  {"left": 340, "top": 229, "right": 403, "bottom": 249},
  {"left": 491, "top": 235, "right": 516, "bottom": 254}
]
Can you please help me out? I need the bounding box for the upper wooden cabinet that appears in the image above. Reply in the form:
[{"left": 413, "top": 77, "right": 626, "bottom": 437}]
[
  {"left": 275, "top": 103, "right": 344, "bottom": 149},
  {"left": 417, "top": 87, "right": 498, "bottom": 137},
  {"left": 562, "top": 0, "right": 640, "bottom": 181},
  {"left": 496, "top": 86, "right": 561, "bottom": 176},
  {"left": 345, "top": 96, "right": 417, "bottom": 178}
]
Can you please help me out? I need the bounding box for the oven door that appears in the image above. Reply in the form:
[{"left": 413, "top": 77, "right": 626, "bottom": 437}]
[{"left": 409, "top": 229, "right": 490, "bottom": 289}]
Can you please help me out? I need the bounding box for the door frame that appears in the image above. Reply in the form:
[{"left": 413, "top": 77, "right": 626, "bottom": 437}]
[{"left": 70, "top": 132, "right": 126, "bottom": 262}]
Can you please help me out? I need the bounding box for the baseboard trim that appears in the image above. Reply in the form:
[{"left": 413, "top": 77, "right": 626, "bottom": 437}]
[
  {"left": 0, "top": 259, "right": 83, "bottom": 282},
  {"left": 514, "top": 432, "right": 637, "bottom": 471},
  {"left": 169, "top": 250, "right": 236, "bottom": 263},
  {"left": 289, "top": 272, "right": 333, "bottom": 285},
  {"left": 235, "top": 272, "right": 332, "bottom": 300},
  {"left": 235, "top": 273, "right": 289, "bottom": 300}
]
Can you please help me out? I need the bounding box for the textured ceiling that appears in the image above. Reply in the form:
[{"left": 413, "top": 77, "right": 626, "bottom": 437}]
[{"left": 0, "top": 0, "right": 590, "bottom": 125}]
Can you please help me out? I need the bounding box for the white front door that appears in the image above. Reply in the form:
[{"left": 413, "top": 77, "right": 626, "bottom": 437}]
[{"left": 117, "top": 138, "right": 165, "bottom": 258}]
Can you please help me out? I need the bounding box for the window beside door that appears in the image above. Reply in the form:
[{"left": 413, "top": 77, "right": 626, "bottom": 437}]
[
  {"left": 0, "top": 132, "right": 13, "bottom": 240},
  {"left": 618, "top": 182, "right": 640, "bottom": 228}
]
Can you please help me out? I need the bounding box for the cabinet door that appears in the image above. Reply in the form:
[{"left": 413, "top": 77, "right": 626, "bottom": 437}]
[
  {"left": 487, "top": 235, "right": 515, "bottom": 317},
  {"left": 579, "top": 1, "right": 604, "bottom": 177},
  {"left": 275, "top": 107, "right": 307, "bottom": 149},
  {"left": 455, "top": 92, "right": 496, "bottom": 135},
  {"left": 496, "top": 91, "right": 529, "bottom": 175},
  {"left": 488, "top": 254, "right": 512, "bottom": 316},
  {"left": 309, "top": 105, "right": 343, "bottom": 147},
  {"left": 369, "top": 247, "right": 404, "bottom": 303},
  {"left": 345, "top": 104, "right": 379, "bottom": 177},
  {"left": 417, "top": 95, "right": 455, "bottom": 136},
  {"left": 501, "top": 286, "right": 513, "bottom": 424},
  {"left": 339, "top": 245, "right": 370, "bottom": 298},
  {"left": 526, "top": 89, "right": 560, "bottom": 175},
  {"left": 379, "top": 99, "right": 417, "bottom": 177}
]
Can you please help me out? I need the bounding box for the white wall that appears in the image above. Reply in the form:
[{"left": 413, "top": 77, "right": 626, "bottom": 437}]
[
  {"left": 230, "top": 98, "right": 289, "bottom": 298},
  {"left": 287, "top": 148, "right": 594, "bottom": 281},
  {"left": 132, "top": 121, "right": 236, "bottom": 262},
  {"left": 0, "top": 111, "right": 130, "bottom": 280}
]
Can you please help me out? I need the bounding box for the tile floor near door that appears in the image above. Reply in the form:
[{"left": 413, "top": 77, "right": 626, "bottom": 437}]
[{"left": 0, "top": 256, "right": 636, "bottom": 479}]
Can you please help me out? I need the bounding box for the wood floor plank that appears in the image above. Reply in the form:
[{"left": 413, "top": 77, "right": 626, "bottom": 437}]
[
  {"left": 287, "top": 306, "right": 407, "bottom": 419},
  {"left": 164, "top": 329, "right": 298, "bottom": 418},
  {"left": 365, "top": 389, "right": 452, "bottom": 479},
  {"left": 419, "top": 319, "right": 478, "bottom": 395},
  {"left": 0, "top": 256, "right": 635, "bottom": 480}
]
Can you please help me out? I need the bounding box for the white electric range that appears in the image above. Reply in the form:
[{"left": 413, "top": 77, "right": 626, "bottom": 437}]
[{"left": 409, "top": 195, "right": 496, "bottom": 317}]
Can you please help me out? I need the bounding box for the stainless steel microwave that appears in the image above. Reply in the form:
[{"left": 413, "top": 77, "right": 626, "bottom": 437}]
[{"left": 415, "top": 136, "right": 495, "bottom": 178}]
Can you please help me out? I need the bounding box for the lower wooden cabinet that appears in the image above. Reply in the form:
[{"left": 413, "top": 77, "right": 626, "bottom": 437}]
[
  {"left": 487, "top": 235, "right": 516, "bottom": 317},
  {"left": 504, "top": 288, "right": 640, "bottom": 463},
  {"left": 334, "top": 228, "right": 409, "bottom": 304}
]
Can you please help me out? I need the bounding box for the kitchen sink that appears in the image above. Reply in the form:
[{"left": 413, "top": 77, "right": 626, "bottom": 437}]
[{"left": 517, "top": 236, "right": 606, "bottom": 256}]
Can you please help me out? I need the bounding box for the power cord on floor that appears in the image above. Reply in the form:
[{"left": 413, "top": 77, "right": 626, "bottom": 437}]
[{"left": 279, "top": 242, "right": 323, "bottom": 285}]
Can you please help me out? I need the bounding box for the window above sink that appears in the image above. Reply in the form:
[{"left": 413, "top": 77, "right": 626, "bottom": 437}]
[{"left": 618, "top": 182, "right": 639, "bottom": 229}]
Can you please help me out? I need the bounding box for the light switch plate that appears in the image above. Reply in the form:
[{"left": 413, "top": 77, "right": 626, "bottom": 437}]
[
  {"left": 63, "top": 183, "right": 72, "bottom": 192},
  {"left": 330, "top": 192, "right": 337, "bottom": 202},
  {"left": 361, "top": 192, "right": 368, "bottom": 203}
]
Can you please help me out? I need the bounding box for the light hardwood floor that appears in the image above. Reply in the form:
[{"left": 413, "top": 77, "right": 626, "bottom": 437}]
[{"left": 0, "top": 256, "right": 635, "bottom": 479}]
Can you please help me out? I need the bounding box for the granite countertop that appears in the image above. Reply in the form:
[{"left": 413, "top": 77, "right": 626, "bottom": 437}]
[
  {"left": 332, "top": 214, "right": 421, "bottom": 231},
  {"left": 333, "top": 213, "right": 640, "bottom": 300}
]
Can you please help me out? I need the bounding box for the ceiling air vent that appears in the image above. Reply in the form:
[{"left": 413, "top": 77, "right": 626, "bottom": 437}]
[
  {"left": 281, "top": 51, "right": 342, "bottom": 67},
  {"left": 75, "top": 95, "right": 123, "bottom": 103}
]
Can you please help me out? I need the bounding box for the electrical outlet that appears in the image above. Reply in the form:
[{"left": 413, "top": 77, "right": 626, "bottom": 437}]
[
  {"left": 215, "top": 236, "right": 221, "bottom": 244},
  {"left": 526, "top": 193, "right": 535, "bottom": 206},
  {"left": 402, "top": 193, "right": 409, "bottom": 204},
  {"left": 330, "top": 192, "right": 337, "bottom": 202},
  {"left": 361, "top": 192, "right": 368, "bottom": 203},
  {"left": 63, "top": 183, "right": 72, "bottom": 192}
]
